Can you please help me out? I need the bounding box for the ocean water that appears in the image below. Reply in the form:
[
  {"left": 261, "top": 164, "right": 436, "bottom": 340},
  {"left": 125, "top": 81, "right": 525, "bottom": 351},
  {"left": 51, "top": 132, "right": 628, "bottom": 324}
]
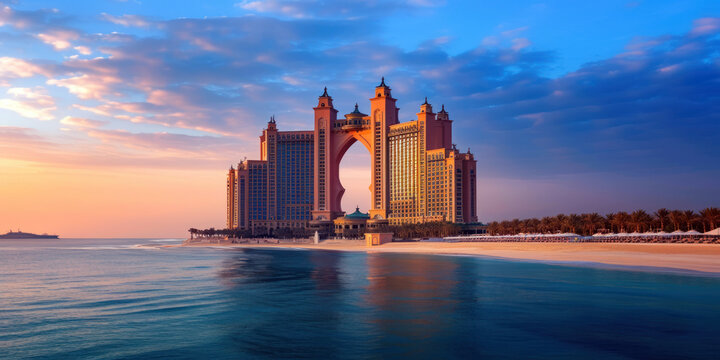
[{"left": 1, "top": 238, "right": 720, "bottom": 359}]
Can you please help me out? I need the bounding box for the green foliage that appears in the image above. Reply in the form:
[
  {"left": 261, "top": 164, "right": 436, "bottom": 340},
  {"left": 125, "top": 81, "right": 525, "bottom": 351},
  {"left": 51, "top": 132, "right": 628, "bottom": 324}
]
[{"left": 486, "top": 207, "right": 720, "bottom": 236}]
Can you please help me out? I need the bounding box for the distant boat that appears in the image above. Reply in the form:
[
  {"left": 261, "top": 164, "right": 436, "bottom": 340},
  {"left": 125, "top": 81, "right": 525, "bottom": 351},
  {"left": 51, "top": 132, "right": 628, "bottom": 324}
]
[{"left": 0, "top": 231, "right": 59, "bottom": 239}]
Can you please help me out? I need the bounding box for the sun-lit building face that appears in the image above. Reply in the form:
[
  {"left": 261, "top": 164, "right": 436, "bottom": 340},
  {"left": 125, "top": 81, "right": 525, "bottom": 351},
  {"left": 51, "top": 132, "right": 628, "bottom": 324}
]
[{"left": 226, "top": 80, "right": 477, "bottom": 233}]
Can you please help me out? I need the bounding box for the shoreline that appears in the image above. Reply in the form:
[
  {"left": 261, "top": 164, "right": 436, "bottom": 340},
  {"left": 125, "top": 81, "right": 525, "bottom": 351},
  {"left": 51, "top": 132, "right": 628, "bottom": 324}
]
[{"left": 175, "top": 241, "right": 720, "bottom": 274}]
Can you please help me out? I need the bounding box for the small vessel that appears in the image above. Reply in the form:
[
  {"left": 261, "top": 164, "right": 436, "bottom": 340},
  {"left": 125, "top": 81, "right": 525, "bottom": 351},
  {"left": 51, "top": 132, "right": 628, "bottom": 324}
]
[{"left": 0, "top": 230, "right": 59, "bottom": 239}]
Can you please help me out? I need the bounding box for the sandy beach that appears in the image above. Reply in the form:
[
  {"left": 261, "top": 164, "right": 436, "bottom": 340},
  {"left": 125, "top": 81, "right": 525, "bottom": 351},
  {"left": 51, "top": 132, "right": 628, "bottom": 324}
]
[{"left": 178, "top": 240, "right": 720, "bottom": 274}]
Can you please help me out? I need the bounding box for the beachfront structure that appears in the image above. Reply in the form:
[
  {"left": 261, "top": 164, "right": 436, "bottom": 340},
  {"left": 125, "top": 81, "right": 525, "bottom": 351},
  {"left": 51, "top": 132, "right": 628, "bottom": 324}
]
[
  {"left": 227, "top": 79, "right": 477, "bottom": 233},
  {"left": 333, "top": 207, "right": 371, "bottom": 238}
]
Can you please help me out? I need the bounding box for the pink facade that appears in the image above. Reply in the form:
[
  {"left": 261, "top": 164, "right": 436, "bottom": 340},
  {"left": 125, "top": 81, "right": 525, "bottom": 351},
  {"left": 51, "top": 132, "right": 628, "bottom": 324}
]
[{"left": 227, "top": 79, "right": 478, "bottom": 231}]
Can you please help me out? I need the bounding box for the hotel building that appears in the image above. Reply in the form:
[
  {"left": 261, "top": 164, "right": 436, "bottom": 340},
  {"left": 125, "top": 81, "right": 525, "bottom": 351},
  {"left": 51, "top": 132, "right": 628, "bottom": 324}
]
[{"left": 227, "top": 79, "right": 477, "bottom": 233}]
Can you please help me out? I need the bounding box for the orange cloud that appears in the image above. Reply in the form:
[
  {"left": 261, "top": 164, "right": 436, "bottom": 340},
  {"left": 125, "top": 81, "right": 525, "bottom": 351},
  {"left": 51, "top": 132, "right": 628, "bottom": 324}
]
[
  {"left": 47, "top": 73, "right": 120, "bottom": 100},
  {"left": 60, "top": 116, "right": 105, "bottom": 128}
]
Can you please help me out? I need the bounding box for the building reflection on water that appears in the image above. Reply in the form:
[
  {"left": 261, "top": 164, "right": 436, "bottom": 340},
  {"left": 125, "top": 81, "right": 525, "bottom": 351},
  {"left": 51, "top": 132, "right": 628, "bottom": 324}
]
[
  {"left": 309, "top": 249, "right": 343, "bottom": 292},
  {"left": 366, "top": 254, "right": 459, "bottom": 351},
  {"left": 215, "top": 248, "right": 484, "bottom": 358}
]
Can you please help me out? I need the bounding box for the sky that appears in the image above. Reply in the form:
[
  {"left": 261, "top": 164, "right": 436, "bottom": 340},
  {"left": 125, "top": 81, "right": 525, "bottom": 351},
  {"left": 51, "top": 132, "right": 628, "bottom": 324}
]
[{"left": 0, "top": 0, "right": 719, "bottom": 237}]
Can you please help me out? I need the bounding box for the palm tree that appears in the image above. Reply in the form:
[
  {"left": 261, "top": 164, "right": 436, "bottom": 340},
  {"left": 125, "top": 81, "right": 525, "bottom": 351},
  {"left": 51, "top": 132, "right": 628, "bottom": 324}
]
[
  {"left": 487, "top": 221, "right": 500, "bottom": 235},
  {"left": 605, "top": 213, "right": 616, "bottom": 232},
  {"left": 700, "top": 207, "right": 720, "bottom": 233},
  {"left": 582, "top": 213, "right": 603, "bottom": 235},
  {"left": 654, "top": 208, "right": 669, "bottom": 232},
  {"left": 555, "top": 214, "right": 567, "bottom": 233},
  {"left": 564, "top": 214, "right": 581, "bottom": 234},
  {"left": 612, "top": 212, "right": 630, "bottom": 233},
  {"left": 669, "top": 210, "right": 683, "bottom": 231},
  {"left": 682, "top": 210, "right": 697, "bottom": 231},
  {"left": 540, "top": 216, "right": 553, "bottom": 234},
  {"left": 630, "top": 209, "right": 652, "bottom": 232},
  {"left": 510, "top": 219, "right": 521, "bottom": 234},
  {"left": 525, "top": 218, "right": 540, "bottom": 233}
]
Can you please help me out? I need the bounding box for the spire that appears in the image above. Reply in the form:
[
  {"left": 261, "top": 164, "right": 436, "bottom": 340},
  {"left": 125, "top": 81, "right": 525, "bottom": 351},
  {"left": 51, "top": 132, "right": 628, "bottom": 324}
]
[
  {"left": 351, "top": 103, "right": 362, "bottom": 114},
  {"left": 440, "top": 104, "right": 446, "bottom": 113},
  {"left": 321, "top": 87, "right": 329, "bottom": 97},
  {"left": 378, "top": 76, "right": 386, "bottom": 87},
  {"left": 269, "top": 115, "right": 276, "bottom": 124},
  {"left": 229, "top": 164, "right": 234, "bottom": 171},
  {"left": 419, "top": 96, "right": 432, "bottom": 113}
]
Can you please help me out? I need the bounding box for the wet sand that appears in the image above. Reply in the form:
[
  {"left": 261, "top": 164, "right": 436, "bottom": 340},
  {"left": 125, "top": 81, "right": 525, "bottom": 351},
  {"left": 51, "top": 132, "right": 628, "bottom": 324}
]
[{"left": 178, "top": 241, "right": 720, "bottom": 273}]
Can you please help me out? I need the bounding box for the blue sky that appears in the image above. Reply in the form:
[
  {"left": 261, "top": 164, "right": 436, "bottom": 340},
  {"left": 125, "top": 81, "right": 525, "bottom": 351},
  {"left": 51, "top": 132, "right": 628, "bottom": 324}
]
[{"left": 1, "top": 0, "right": 719, "bottom": 226}]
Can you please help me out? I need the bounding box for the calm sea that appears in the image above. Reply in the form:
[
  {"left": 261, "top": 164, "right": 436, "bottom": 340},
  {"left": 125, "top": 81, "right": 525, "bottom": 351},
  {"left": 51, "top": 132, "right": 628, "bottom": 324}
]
[{"left": 1, "top": 238, "right": 719, "bottom": 359}]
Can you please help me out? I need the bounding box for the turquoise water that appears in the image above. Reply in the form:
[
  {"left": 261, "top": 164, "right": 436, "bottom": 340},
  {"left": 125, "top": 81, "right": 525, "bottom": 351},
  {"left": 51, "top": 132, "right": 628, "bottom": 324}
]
[{"left": 1, "top": 238, "right": 719, "bottom": 359}]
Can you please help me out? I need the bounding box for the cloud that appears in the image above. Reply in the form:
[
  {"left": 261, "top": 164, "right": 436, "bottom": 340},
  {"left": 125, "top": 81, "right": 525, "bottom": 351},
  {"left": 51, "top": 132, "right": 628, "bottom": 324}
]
[
  {"left": 235, "top": 0, "right": 438, "bottom": 19},
  {"left": 0, "top": 87, "right": 56, "bottom": 120},
  {"left": 511, "top": 37, "right": 531, "bottom": 51},
  {"left": 47, "top": 73, "right": 121, "bottom": 100},
  {"left": 2, "top": 3, "right": 718, "bottom": 185},
  {"left": 691, "top": 17, "right": 720, "bottom": 36},
  {"left": 0, "top": 125, "right": 248, "bottom": 169},
  {"left": 0, "top": 57, "right": 51, "bottom": 83},
  {"left": 86, "top": 129, "right": 238, "bottom": 155},
  {"left": 101, "top": 13, "right": 153, "bottom": 28},
  {"left": 37, "top": 29, "right": 79, "bottom": 50},
  {"left": 37, "top": 12, "right": 717, "bottom": 179},
  {"left": 0, "top": 126, "right": 52, "bottom": 146},
  {"left": 73, "top": 45, "right": 92, "bottom": 55},
  {"left": 0, "top": 5, "right": 61, "bottom": 29},
  {"left": 60, "top": 116, "right": 105, "bottom": 128},
  {"left": 445, "top": 22, "right": 720, "bottom": 177}
]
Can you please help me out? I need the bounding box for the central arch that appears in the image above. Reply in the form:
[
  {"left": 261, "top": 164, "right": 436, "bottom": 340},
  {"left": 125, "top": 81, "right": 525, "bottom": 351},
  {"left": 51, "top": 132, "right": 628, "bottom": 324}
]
[
  {"left": 312, "top": 83, "right": 398, "bottom": 224},
  {"left": 332, "top": 130, "right": 372, "bottom": 214}
]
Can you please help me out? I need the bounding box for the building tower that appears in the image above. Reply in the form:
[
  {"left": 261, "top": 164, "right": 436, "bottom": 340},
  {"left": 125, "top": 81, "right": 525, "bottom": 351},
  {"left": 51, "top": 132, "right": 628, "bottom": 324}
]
[
  {"left": 226, "top": 165, "right": 236, "bottom": 229},
  {"left": 368, "top": 77, "right": 399, "bottom": 220},
  {"left": 312, "top": 87, "right": 339, "bottom": 222}
]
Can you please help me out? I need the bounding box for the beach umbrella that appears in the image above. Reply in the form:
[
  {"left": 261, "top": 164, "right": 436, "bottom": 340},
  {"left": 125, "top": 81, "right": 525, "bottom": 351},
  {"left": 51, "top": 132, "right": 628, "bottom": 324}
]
[
  {"left": 629, "top": 232, "right": 641, "bottom": 236},
  {"left": 705, "top": 228, "right": 720, "bottom": 235},
  {"left": 616, "top": 232, "right": 629, "bottom": 236},
  {"left": 672, "top": 230, "right": 685, "bottom": 234},
  {"left": 685, "top": 230, "right": 701, "bottom": 235}
]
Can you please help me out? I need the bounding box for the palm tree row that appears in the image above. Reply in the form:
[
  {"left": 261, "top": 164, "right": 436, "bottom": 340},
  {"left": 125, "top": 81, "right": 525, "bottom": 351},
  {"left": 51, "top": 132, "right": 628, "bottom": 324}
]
[
  {"left": 389, "top": 221, "right": 462, "bottom": 239},
  {"left": 487, "top": 207, "right": 720, "bottom": 236},
  {"left": 188, "top": 226, "right": 311, "bottom": 239},
  {"left": 189, "top": 222, "right": 462, "bottom": 240}
]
